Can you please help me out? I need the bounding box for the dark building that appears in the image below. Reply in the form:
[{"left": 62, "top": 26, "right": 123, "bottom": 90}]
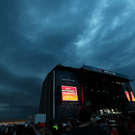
[{"left": 39, "top": 64, "right": 135, "bottom": 121}]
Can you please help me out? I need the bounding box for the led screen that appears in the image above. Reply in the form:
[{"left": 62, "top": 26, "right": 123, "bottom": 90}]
[
  {"left": 61, "top": 86, "right": 78, "bottom": 101},
  {"left": 130, "top": 92, "right": 135, "bottom": 101},
  {"left": 125, "top": 91, "right": 135, "bottom": 101}
]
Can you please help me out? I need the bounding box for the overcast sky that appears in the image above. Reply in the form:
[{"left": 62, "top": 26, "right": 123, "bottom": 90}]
[{"left": 0, "top": 0, "right": 135, "bottom": 119}]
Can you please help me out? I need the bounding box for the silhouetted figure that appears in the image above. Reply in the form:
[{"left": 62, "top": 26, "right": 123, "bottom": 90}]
[{"left": 68, "top": 106, "right": 110, "bottom": 135}]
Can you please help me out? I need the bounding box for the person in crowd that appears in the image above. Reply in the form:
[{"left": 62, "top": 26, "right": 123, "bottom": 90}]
[
  {"left": 7, "top": 126, "right": 15, "bottom": 135},
  {"left": 66, "top": 121, "right": 73, "bottom": 129},
  {"left": 109, "top": 120, "right": 119, "bottom": 135},
  {"left": 118, "top": 116, "right": 133, "bottom": 135},
  {"left": 0, "top": 125, "right": 7, "bottom": 135},
  {"left": 24, "top": 124, "right": 37, "bottom": 135},
  {"left": 52, "top": 120, "right": 65, "bottom": 135},
  {"left": 61, "top": 120, "right": 73, "bottom": 135},
  {"left": 89, "top": 116, "right": 96, "bottom": 125},
  {"left": 16, "top": 125, "right": 25, "bottom": 135},
  {"left": 57, "top": 121, "right": 63, "bottom": 135},
  {"left": 47, "top": 120, "right": 54, "bottom": 128},
  {"left": 68, "top": 105, "right": 111, "bottom": 135},
  {"left": 95, "top": 116, "right": 101, "bottom": 125},
  {"left": 74, "top": 116, "right": 81, "bottom": 127},
  {"left": 95, "top": 116, "right": 111, "bottom": 134},
  {"left": 122, "top": 110, "right": 135, "bottom": 133},
  {"left": 61, "top": 125, "right": 72, "bottom": 135},
  {"left": 69, "top": 118, "right": 75, "bottom": 128},
  {"left": 130, "top": 112, "right": 135, "bottom": 124},
  {"left": 37, "top": 122, "right": 46, "bottom": 135},
  {"left": 102, "top": 116, "right": 110, "bottom": 125},
  {"left": 45, "top": 126, "right": 53, "bottom": 135},
  {"left": 65, "top": 125, "right": 72, "bottom": 132},
  {"left": 52, "top": 120, "right": 59, "bottom": 135}
]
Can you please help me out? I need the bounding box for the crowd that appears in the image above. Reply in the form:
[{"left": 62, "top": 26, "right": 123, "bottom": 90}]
[{"left": 0, "top": 106, "right": 135, "bottom": 135}]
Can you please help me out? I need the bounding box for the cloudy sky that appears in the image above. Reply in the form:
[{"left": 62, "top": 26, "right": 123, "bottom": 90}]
[{"left": 0, "top": 0, "right": 135, "bottom": 119}]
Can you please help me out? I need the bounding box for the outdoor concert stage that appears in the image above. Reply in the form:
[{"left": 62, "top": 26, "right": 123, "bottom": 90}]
[{"left": 39, "top": 64, "right": 135, "bottom": 120}]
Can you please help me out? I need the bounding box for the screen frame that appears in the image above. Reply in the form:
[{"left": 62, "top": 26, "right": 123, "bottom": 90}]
[{"left": 61, "top": 85, "right": 78, "bottom": 101}]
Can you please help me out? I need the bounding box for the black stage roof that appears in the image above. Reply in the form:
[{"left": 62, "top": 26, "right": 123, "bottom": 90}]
[{"left": 44, "top": 64, "right": 133, "bottom": 83}]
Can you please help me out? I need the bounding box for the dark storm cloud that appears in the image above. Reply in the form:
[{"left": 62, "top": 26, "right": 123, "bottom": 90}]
[
  {"left": 0, "top": 89, "right": 38, "bottom": 119},
  {"left": 0, "top": 63, "right": 42, "bottom": 93},
  {"left": 0, "top": 0, "right": 135, "bottom": 119},
  {"left": 74, "top": 0, "right": 135, "bottom": 68},
  {"left": 0, "top": 65, "right": 42, "bottom": 118},
  {"left": 0, "top": 64, "right": 42, "bottom": 119},
  {"left": 0, "top": 90, "right": 36, "bottom": 119},
  {"left": 0, "top": 0, "right": 100, "bottom": 74}
]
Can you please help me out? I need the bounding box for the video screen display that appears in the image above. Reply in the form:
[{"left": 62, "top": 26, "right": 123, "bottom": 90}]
[
  {"left": 125, "top": 91, "right": 135, "bottom": 102},
  {"left": 61, "top": 86, "right": 78, "bottom": 101}
]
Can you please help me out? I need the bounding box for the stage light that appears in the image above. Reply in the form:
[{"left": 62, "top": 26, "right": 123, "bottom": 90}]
[
  {"left": 114, "top": 97, "right": 115, "bottom": 99},
  {"left": 100, "top": 110, "right": 103, "bottom": 114}
]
